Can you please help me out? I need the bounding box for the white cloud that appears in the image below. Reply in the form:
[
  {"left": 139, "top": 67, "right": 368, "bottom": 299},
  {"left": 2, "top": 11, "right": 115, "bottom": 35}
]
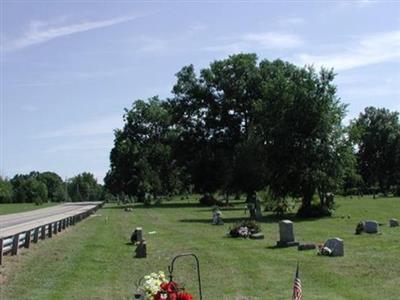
[
  {"left": 34, "top": 115, "right": 123, "bottom": 139},
  {"left": 204, "top": 32, "right": 303, "bottom": 53},
  {"left": 5, "top": 15, "right": 141, "bottom": 51},
  {"left": 298, "top": 30, "right": 400, "bottom": 70}
]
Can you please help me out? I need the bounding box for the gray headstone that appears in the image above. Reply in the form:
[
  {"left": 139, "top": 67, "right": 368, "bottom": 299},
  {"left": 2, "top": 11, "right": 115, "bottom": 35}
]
[
  {"left": 212, "top": 211, "right": 224, "bottom": 225},
  {"left": 279, "top": 220, "right": 295, "bottom": 242},
  {"left": 276, "top": 220, "right": 299, "bottom": 247},
  {"left": 324, "top": 237, "right": 344, "bottom": 257},
  {"left": 135, "top": 240, "right": 147, "bottom": 258},
  {"left": 389, "top": 218, "right": 399, "bottom": 227},
  {"left": 364, "top": 220, "right": 379, "bottom": 233},
  {"left": 255, "top": 198, "right": 262, "bottom": 221}
]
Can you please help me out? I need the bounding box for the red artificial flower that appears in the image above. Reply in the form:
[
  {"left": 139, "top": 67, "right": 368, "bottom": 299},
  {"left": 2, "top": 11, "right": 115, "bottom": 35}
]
[
  {"left": 177, "top": 292, "right": 194, "bottom": 300},
  {"left": 160, "top": 281, "right": 179, "bottom": 294}
]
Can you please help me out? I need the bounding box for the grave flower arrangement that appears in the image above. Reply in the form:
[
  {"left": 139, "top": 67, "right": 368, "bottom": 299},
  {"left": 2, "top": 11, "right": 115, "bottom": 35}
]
[
  {"left": 136, "top": 271, "right": 194, "bottom": 300},
  {"left": 228, "top": 220, "right": 261, "bottom": 238}
]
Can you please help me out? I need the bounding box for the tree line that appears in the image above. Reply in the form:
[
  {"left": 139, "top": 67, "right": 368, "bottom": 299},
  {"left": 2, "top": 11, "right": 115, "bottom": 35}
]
[
  {"left": 105, "top": 54, "right": 400, "bottom": 216},
  {"left": 0, "top": 171, "right": 103, "bottom": 205}
]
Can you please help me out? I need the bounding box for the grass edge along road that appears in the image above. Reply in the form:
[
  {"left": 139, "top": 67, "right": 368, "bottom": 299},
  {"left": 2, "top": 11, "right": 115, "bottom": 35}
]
[
  {"left": 0, "top": 203, "right": 56, "bottom": 215},
  {"left": 1, "top": 196, "right": 399, "bottom": 300}
]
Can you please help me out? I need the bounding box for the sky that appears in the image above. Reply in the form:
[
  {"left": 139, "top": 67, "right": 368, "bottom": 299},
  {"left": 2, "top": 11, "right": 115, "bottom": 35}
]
[{"left": 1, "top": 0, "right": 399, "bottom": 182}]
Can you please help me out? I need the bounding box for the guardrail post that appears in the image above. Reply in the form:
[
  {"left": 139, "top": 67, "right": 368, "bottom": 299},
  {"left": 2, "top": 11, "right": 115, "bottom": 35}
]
[
  {"left": 11, "top": 234, "right": 19, "bottom": 255},
  {"left": 0, "top": 239, "right": 3, "bottom": 265},
  {"left": 62, "top": 219, "right": 66, "bottom": 230},
  {"left": 58, "top": 221, "right": 62, "bottom": 232},
  {"left": 24, "top": 231, "right": 31, "bottom": 248},
  {"left": 53, "top": 222, "right": 58, "bottom": 234},
  {"left": 33, "top": 227, "right": 39, "bottom": 243},
  {"left": 41, "top": 225, "right": 46, "bottom": 239},
  {"left": 48, "top": 223, "right": 53, "bottom": 238},
  {"left": 66, "top": 218, "right": 69, "bottom": 227}
]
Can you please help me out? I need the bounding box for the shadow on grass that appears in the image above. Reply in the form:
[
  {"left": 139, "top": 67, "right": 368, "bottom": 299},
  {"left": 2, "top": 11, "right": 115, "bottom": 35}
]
[{"left": 179, "top": 213, "right": 330, "bottom": 224}]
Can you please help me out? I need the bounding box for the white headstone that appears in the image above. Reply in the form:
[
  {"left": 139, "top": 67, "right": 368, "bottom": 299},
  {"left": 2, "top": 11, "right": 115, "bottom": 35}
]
[
  {"left": 324, "top": 237, "right": 344, "bottom": 257},
  {"left": 364, "top": 220, "right": 379, "bottom": 233}
]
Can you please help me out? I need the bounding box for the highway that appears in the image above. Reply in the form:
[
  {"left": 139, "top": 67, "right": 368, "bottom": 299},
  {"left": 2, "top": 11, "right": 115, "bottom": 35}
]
[{"left": 0, "top": 202, "right": 102, "bottom": 239}]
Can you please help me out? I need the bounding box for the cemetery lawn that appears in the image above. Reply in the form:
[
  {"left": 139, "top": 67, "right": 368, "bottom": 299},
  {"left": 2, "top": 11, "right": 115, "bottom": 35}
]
[
  {"left": 1, "top": 196, "right": 399, "bottom": 300},
  {"left": 0, "top": 202, "right": 56, "bottom": 215}
]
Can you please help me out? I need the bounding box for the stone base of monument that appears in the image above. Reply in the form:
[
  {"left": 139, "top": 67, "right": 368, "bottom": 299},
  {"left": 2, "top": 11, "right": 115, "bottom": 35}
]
[
  {"left": 276, "top": 241, "right": 299, "bottom": 247},
  {"left": 250, "top": 232, "right": 264, "bottom": 239},
  {"left": 298, "top": 243, "right": 316, "bottom": 251}
]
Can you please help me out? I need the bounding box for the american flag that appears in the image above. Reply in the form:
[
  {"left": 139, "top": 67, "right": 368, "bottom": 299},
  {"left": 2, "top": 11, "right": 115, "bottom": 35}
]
[{"left": 292, "top": 263, "right": 302, "bottom": 300}]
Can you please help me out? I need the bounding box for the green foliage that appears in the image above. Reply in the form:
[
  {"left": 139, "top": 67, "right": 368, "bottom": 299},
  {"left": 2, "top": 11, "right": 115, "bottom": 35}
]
[
  {"left": 10, "top": 175, "right": 48, "bottom": 204},
  {"left": 349, "top": 107, "right": 400, "bottom": 195},
  {"left": 0, "top": 176, "right": 13, "bottom": 203},
  {"left": 105, "top": 97, "right": 185, "bottom": 201},
  {"left": 67, "top": 172, "right": 103, "bottom": 202}
]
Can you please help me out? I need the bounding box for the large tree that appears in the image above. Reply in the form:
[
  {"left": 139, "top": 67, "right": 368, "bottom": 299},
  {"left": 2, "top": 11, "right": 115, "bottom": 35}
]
[
  {"left": 169, "top": 54, "right": 266, "bottom": 197},
  {"left": 349, "top": 107, "right": 400, "bottom": 195},
  {"left": 255, "top": 60, "right": 348, "bottom": 215},
  {"left": 105, "top": 97, "right": 184, "bottom": 201}
]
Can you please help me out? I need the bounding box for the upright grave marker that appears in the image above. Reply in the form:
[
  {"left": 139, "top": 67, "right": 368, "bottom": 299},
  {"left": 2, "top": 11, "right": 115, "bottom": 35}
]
[{"left": 276, "top": 220, "right": 299, "bottom": 247}]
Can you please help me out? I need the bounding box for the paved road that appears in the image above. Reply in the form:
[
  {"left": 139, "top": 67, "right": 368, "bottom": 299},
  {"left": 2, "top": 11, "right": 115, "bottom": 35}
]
[{"left": 0, "top": 202, "right": 102, "bottom": 238}]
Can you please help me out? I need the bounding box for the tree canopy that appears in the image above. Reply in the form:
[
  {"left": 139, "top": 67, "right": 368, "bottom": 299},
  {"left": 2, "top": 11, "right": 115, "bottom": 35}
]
[{"left": 106, "top": 53, "right": 363, "bottom": 215}]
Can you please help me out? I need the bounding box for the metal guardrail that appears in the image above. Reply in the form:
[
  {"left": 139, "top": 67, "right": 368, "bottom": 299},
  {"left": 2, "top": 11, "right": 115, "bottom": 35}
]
[{"left": 0, "top": 202, "right": 104, "bottom": 265}]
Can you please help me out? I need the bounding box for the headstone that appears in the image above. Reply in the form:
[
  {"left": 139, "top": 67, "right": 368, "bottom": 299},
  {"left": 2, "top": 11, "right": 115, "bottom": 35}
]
[
  {"left": 364, "top": 220, "right": 379, "bottom": 233},
  {"left": 298, "top": 243, "right": 316, "bottom": 251},
  {"left": 389, "top": 218, "right": 399, "bottom": 227},
  {"left": 323, "top": 237, "right": 344, "bottom": 257},
  {"left": 355, "top": 221, "right": 364, "bottom": 234},
  {"left": 212, "top": 210, "right": 224, "bottom": 225},
  {"left": 255, "top": 197, "right": 262, "bottom": 221},
  {"left": 131, "top": 227, "right": 143, "bottom": 244},
  {"left": 276, "top": 220, "right": 299, "bottom": 247},
  {"left": 135, "top": 240, "right": 147, "bottom": 258},
  {"left": 250, "top": 232, "right": 264, "bottom": 239}
]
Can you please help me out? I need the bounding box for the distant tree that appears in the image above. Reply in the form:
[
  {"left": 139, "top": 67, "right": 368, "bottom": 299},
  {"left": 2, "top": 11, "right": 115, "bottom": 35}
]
[
  {"left": 349, "top": 107, "right": 400, "bottom": 196},
  {"left": 10, "top": 174, "right": 48, "bottom": 204},
  {"left": 67, "top": 172, "right": 102, "bottom": 202},
  {"left": 36, "top": 172, "right": 69, "bottom": 202},
  {"left": 0, "top": 177, "right": 13, "bottom": 203}
]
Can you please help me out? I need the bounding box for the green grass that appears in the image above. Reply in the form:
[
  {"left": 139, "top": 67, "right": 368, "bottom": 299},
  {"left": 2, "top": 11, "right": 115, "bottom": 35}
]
[
  {"left": 0, "top": 202, "right": 56, "bottom": 215},
  {"left": 1, "top": 196, "right": 399, "bottom": 299}
]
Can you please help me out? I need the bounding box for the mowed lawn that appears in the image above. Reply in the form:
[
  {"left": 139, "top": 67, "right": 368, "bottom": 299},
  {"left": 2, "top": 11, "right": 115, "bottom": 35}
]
[
  {"left": 0, "top": 202, "right": 56, "bottom": 215},
  {"left": 1, "top": 196, "right": 399, "bottom": 300}
]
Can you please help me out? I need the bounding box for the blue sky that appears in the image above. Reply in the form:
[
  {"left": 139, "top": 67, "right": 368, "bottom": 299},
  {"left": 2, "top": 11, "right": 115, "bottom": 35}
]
[{"left": 1, "top": 1, "right": 399, "bottom": 182}]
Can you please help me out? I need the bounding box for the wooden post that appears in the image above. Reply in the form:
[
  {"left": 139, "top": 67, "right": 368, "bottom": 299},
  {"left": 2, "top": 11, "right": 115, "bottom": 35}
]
[
  {"left": 58, "top": 221, "right": 62, "bottom": 232},
  {"left": 0, "top": 239, "right": 3, "bottom": 265},
  {"left": 41, "top": 225, "right": 46, "bottom": 239},
  {"left": 48, "top": 223, "right": 53, "bottom": 238},
  {"left": 66, "top": 218, "right": 69, "bottom": 227},
  {"left": 24, "top": 231, "right": 31, "bottom": 248},
  {"left": 12, "top": 234, "right": 19, "bottom": 255},
  {"left": 33, "top": 228, "right": 39, "bottom": 243},
  {"left": 62, "top": 219, "right": 66, "bottom": 230}
]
